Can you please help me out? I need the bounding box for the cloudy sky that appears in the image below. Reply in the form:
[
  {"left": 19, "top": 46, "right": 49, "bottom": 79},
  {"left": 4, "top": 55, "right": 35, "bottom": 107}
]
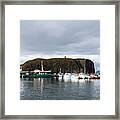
[{"left": 20, "top": 20, "right": 100, "bottom": 71}]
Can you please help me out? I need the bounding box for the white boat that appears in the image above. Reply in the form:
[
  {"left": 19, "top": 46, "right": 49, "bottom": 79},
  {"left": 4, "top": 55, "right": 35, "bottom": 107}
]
[
  {"left": 79, "top": 73, "right": 86, "bottom": 79},
  {"left": 71, "top": 73, "right": 79, "bottom": 82},
  {"left": 58, "top": 73, "right": 63, "bottom": 80},
  {"left": 78, "top": 73, "right": 86, "bottom": 82},
  {"left": 63, "top": 73, "right": 71, "bottom": 81},
  {"left": 84, "top": 74, "right": 90, "bottom": 80},
  {"left": 58, "top": 68, "right": 63, "bottom": 80},
  {"left": 33, "top": 61, "right": 51, "bottom": 78},
  {"left": 89, "top": 74, "right": 100, "bottom": 79}
]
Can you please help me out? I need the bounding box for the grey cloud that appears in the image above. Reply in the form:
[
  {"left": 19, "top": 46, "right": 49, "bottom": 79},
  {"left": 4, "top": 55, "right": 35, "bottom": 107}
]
[{"left": 20, "top": 20, "right": 100, "bottom": 56}]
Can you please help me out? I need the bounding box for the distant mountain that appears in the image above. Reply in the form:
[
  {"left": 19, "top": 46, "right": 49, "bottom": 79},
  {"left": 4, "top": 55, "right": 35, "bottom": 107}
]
[{"left": 21, "top": 58, "right": 95, "bottom": 74}]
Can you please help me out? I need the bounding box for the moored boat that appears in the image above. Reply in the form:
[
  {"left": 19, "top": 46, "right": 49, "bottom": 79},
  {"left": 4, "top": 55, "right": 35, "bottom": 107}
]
[
  {"left": 23, "top": 61, "right": 52, "bottom": 78},
  {"left": 78, "top": 73, "right": 86, "bottom": 79},
  {"left": 89, "top": 74, "right": 100, "bottom": 79},
  {"left": 63, "top": 73, "right": 71, "bottom": 81},
  {"left": 71, "top": 73, "right": 79, "bottom": 82},
  {"left": 58, "top": 68, "right": 64, "bottom": 80}
]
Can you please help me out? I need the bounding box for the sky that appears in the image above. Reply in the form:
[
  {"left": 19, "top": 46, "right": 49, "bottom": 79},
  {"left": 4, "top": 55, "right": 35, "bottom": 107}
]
[{"left": 20, "top": 20, "right": 100, "bottom": 71}]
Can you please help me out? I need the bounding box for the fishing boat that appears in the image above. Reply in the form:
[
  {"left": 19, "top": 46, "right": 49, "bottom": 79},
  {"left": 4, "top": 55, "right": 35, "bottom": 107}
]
[{"left": 23, "top": 61, "right": 52, "bottom": 78}]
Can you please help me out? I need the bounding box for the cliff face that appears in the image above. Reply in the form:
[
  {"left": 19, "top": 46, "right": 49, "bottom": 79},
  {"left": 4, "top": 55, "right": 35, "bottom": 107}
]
[{"left": 21, "top": 58, "right": 95, "bottom": 74}]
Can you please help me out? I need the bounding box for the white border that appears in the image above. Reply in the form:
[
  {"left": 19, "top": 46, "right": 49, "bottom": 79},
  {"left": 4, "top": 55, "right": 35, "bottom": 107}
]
[{"left": 5, "top": 5, "right": 115, "bottom": 115}]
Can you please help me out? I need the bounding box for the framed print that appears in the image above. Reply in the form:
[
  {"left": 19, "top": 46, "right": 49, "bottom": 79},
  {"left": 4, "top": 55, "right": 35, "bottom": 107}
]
[{"left": 0, "top": 0, "right": 120, "bottom": 119}]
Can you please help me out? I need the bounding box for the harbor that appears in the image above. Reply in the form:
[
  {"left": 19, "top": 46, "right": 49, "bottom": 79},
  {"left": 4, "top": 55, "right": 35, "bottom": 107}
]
[{"left": 20, "top": 60, "right": 100, "bottom": 82}]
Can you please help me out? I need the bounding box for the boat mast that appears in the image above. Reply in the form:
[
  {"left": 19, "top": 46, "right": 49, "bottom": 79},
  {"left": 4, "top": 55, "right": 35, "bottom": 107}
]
[
  {"left": 41, "top": 61, "right": 44, "bottom": 71},
  {"left": 60, "top": 68, "right": 61, "bottom": 73},
  {"left": 84, "top": 60, "right": 86, "bottom": 74}
]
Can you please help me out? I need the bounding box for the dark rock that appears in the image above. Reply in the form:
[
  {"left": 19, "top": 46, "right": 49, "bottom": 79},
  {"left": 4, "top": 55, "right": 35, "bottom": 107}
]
[{"left": 21, "top": 58, "right": 95, "bottom": 74}]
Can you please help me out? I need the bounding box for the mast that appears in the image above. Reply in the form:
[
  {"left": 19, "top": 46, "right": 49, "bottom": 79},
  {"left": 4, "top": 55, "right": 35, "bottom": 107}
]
[
  {"left": 84, "top": 60, "right": 86, "bottom": 74},
  {"left": 41, "top": 61, "right": 44, "bottom": 71},
  {"left": 60, "top": 68, "right": 61, "bottom": 73}
]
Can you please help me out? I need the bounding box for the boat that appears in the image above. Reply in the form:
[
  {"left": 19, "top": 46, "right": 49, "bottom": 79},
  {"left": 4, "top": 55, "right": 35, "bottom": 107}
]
[
  {"left": 89, "top": 74, "right": 100, "bottom": 79},
  {"left": 78, "top": 73, "right": 88, "bottom": 82},
  {"left": 63, "top": 73, "right": 71, "bottom": 81},
  {"left": 71, "top": 73, "right": 79, "bottom": 82},
  {"left": 58, "top": 68, "right": 63, "bottom": 80},
  {"left": 23, "top": 61, "right": 52, "bottom": 78},
  {"left": 84, "top": 74, "right": 90, "bottom": 80},
  {"left": 78, "top": 73, "right": 86, "bottom": 79},
  {"left": 58, "top": 73, "right": 63, "bottom": 81}
]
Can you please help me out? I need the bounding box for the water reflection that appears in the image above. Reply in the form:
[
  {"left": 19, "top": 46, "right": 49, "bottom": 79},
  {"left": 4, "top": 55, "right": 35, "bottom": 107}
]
[
  {"left": 20, "top": 78, "right": 100, "bottom": 100},
  {"left": 33, "top": 78, "right": 44, "bottom": 93}
]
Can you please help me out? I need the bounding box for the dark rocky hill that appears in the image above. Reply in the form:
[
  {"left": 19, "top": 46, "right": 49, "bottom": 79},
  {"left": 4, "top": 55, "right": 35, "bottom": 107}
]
[{"left": 21, "top": 58, "right": 95, "bottom": 74}]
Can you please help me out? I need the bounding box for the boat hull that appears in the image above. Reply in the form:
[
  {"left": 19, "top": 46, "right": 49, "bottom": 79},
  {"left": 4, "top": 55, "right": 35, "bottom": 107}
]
[
  {"left": 71, "top": 74, "right": 79, "bottom": 82},
  {"left": 23, "top": 74, "right": 53, "bottom": 78}
]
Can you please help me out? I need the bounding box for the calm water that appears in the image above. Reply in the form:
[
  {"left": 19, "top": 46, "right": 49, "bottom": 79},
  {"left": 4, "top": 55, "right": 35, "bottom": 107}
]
[{"left": 20, "top": 78, "right": 100, "bottom": 100}]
